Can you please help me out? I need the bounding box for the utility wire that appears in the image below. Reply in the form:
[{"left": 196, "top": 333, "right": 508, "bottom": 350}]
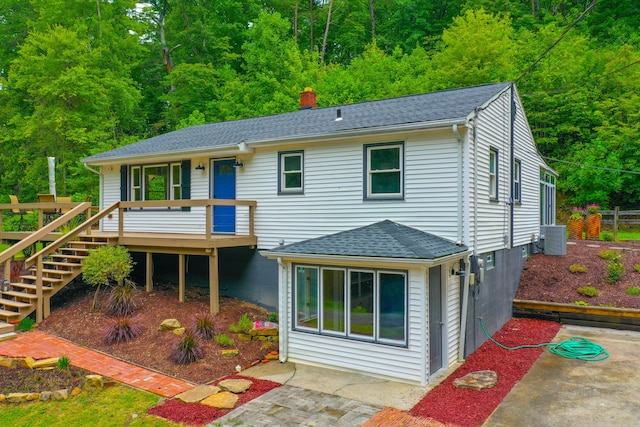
[
  {"left": 515, "top": 0, "right": 598, "bottom": 83},
  {"left": 541, "top": 155, "right": 640, "bottom": 175}
]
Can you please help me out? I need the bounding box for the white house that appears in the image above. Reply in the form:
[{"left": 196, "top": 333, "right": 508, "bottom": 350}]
[{"left": 82, "top": 82, "right": 557, "bottom": 385}]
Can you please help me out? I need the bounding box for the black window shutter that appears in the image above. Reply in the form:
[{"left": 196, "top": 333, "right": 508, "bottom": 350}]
[
  {"left": 181, "top": 160, "right": 191, "bottom": 211},
  {"left": 120, "top": 165, "right": 128, "bottom": 201}
]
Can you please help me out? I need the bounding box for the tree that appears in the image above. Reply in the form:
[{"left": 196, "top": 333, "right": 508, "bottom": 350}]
[{"left": 82, "top": 245, "right": 134, "bottom": 309}]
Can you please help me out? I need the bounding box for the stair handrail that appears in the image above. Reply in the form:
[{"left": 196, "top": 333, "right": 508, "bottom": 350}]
[
  {"left": 0, "top": 202, "right": 92, "bottom": 268},
  {"left": 26, "top": 201, "right": 120, "bottom": 265}
]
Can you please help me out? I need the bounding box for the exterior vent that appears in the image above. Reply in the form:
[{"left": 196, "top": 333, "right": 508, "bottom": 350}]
[{"left": 540, "top": 225, "right": 567, "bottom": 256}]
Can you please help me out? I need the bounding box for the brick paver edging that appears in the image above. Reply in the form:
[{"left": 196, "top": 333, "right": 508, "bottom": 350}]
[{"left": 0, "top": 330, "right": 194, "bottom": 398}]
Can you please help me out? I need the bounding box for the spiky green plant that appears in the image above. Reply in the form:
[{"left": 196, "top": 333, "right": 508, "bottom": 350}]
[
  {"left": 171, "top": 330, "right": 204, "bottom": 364},
  {"left": 193, "top": 312, "right": 216, "bottom": 340}
]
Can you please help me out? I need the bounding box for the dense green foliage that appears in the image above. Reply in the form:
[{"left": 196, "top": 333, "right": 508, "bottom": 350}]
[{"left": 1, "top": 1, "right": 639, "bottom": 209}]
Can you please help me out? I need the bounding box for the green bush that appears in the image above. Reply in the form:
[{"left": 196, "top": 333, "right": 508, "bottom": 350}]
[
  {"left": 601, "top": 232, "right": 614, "bottom": 242},
  {"left": 214, "top": 333, "right": 235, "bottom": 348},
  {"left": 574, "top": 301, "right": 589, "bottom": 306},
  {"left": 57, "top": 355, "right": 71, "bottom": 371},
  {"left": 569, "top": 264, "right": 587, "bottom": 274},
  {"left": 607, "top": 259, "right": 626, "bottom": 283},
  {"left": 17, "top": 316, "right": 34, "bottom": 332},
  {"left": 634, "top": 264, "right": 640, "bottom": 273},
  {"left": 577, "top": 286, "right": 599, "bottom": 297},
  {"left": 82, "top": 245, "right": 135, "bottom": 309},
  {"left": 626, "top": 287, "right": 640, "bottom": 296},
  {"left": 229, "top": 313, "right": 253, "bottom": 334},
  {"left": 598, "top": 249, "right": 618, "bottom": 260},
  {"left": 268, "top": 312, "right": 279, "bottom": 322}
]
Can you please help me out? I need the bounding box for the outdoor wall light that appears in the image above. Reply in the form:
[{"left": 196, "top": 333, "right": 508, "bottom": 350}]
[
  {"left": 233, "top": 160, "right": 244, "bottom": 169},
  {"left": 195, "top": 162, "right": 206, "bottom": 171}
]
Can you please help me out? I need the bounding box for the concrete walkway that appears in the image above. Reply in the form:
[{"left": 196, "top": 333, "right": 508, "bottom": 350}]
[
  {"left": 484, "top": 325, "right": 640, "bottom": 426},
  {"left": 0, "top": 330, "right": 194, "bottom": 398}
]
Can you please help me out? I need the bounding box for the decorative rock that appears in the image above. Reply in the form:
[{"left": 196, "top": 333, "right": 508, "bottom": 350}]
[
  {"left": 237, "top": 333, "right": 251, "bottom": 342},
  {"left": 200, "top": 391, "right": 239, "bottom": 409},
  {"left": 33, "top": 357, "right": 59, "bottom": 369},
  {"left": 71, "top": 387, "right": 82, "bottom": 397},
  {"left": 453, "top": 370, "right": 498, "bottom": 390},
  {"left": 83, "top": 375, "right": 104, "bottom": 392},
  {"left": 174, "top": 385, "right": 221, "bottom": 403},
  {"left": 0, "top": 356, "right": 16, "bottom": 368},
  {"left": 221, "top": 349, "right": 239, "bottom": 357},
  {"left": 18, "top": 357, "right": 36, "bottom": 369},
  {"left": 6, "top": 393, "right": 34, "bottom": 403},
  {"left": 172, "top": 327, "right": 186, "bottom": 336},
  {"left": 265, "top": 352, "right": 279, "bottom": 360},
  {"left": 159, "top": 319, "right": 182, "bottom": 330},
  {"left": 217, "top": 378, "right": 253, "bottom": 394},
  {"left": 51, "top": 389, "right": 70, "bottom": 401},
  {"left": 0, "top": 394, "right": 5, "bottom": 403},
  {"left": 40, "top": 391, "right": 52, "bottom": 401}
]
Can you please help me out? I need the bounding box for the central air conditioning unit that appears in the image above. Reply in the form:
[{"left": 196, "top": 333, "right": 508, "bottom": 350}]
[{"left": 540, "top": 225, "right": 567, "bottom": 256}]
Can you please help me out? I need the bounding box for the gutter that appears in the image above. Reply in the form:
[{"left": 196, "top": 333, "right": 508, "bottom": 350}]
[
  {"left": 276, "top": 257, "right": 288, "bottom": 363},
  {"left": 509, "top": 84, "right": 516, "bottom": 248},
  {"left": 458, "top": 253, "right": 472, "bottom": 361}
]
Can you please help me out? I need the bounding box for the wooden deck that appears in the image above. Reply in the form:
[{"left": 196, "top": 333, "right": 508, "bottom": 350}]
[{"left": 0, "top": 199, "right": 258, "bottom": 320}]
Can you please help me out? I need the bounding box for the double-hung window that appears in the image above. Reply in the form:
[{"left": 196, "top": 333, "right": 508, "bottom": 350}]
[
  {"left": 278, "top": 151, "right": 304, "bottom": 194},
  {"left": 489, "top": 148, "right": 498, "bottom": 200},
  {"left": 513, "top": 159, "right": 521, "bottom": 204},
  {"left": 365, "top": 143, "right": 404, "bottom": 199},
  {"left": 294, "top": 265, "right": 407, "bottom": 346}
]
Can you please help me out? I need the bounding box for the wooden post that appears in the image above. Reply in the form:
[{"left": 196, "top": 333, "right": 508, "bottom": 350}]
[
  {"left": 614, "top": 206, "right": 619, "bottom": 242},
  {"left": 118, "top": 207, "right": 124, "bottom": 238},
  {"left": 209, "top": 248, "right": 219, "bottom": 314},
  {"left": 36, "top": 255, "right": 43, "bottom": 323},
  {"left": 178, "top": 254, "right": 185, "bottom": 303},
  {"left": 206, "top": 204, "right": 212, "bottom": 239},
  {"left": 3, "top": 259, "right": 9, "bottom": 282},
  {"left": 145, "top": 252, "right": 153, "bottom": 292}
]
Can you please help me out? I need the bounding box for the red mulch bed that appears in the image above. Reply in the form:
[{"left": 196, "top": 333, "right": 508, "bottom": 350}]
[
  {"left": 147, "top": 375, "right": 281, "bottom": 426},
  {"left": 409, "top": 318, "right": 561, "bottom": 427}
]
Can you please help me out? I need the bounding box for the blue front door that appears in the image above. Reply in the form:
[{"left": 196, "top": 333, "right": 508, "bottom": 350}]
[{"left": 212, "top": 159, "right": 236, "bottom": 233}]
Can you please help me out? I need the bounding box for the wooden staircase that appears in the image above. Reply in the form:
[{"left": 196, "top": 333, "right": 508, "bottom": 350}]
[{"left": 0, "top": 235, "right": 108, "bottom": 336}]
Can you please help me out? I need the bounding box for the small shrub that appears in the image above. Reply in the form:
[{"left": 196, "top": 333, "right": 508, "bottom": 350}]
[
  {"left": 626, "top": 287, "right": 640, "bottom": 296},
  {"left": 568, "top": 264, "right": 587, "bottom": 274},
  {"left": 577, "top": 286, "right": 599, "bottom": 297},
  {"left": 214, "top": 333, "right": 235, "bottom": 348},
  {"left": 193, "top": 312, "right": 216, "bottom": 340},
  {"left": 607, "top": 260, "right": 626, "bottom": 283},
  {"left": 103, "top": 316, "right": 142, "bottom": 344},
  {"left": 634, "top": 264, "right": 640, "bottom": 273},
  {"left": 574, "top": 301, "right": 589, "bottom": 306},
  {"left": 598, "top": 249, "right": 617, "bottom": 260},
  {"left": 352, "top": 305, "right": 369, "bottom": 313},
  {"left": 229, "top": 313, "right": 253, "bottom": 334},
  {"left": 601, "top": 232, "right": 614, "bottom": 242},
  {"left": 268, "top": 312, "right": 279, "bottom": 322},
  {"left": 17, "top": 316, "right": 34, "bottom": 332},
  {"left": 171, "top": 330, "right": 203, "bottom": 364},
  {"left": 106, "top": 279, "right": 139, "bottom": 316},
  {"left": 57, "top": 355, "right": 71, "bottom": 371}
]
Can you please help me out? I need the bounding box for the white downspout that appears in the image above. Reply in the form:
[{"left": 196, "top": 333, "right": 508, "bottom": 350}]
[
  {"left": 276, "top": 257, "right": 288, "bottom": 362},
  {"left": 453, "top": 124, "right": 463, "bottom": 245}
]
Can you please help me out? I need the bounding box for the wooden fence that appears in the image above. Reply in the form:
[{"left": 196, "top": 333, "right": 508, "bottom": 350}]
[{"left": 600, "top": 207, "right": 640, "bottom": 240}]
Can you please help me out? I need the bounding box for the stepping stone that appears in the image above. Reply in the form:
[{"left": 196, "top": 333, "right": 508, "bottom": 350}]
[
  {"left": 453, "top": 370, "right": 497, "bottom": 390},
  {"left": 218, "top": 378, "right": 253, "bottom": 393},
  {"left": 174, "top": 385, "right": 221, "bottom": 403},
  {"left": 200, "top": 391, "right": 239, "bottom": 409}
]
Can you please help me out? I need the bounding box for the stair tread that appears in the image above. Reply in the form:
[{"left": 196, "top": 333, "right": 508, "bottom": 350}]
[
  {"left": 19, "top": 275, "right": 63, "bottom": 283},
  {"left": 29, "top": 268, "right": 74, "bottom": 275},
  {"left": 0, "top": 298, "right": 31, "bottom": 308},
  {"left": 1, "top": 291, "right": 39, "bottom": 300},
  {"left": 0, "top": 308, "right": 21, "bottom": 317},
  {"left": 43, "top": 262, "right": 83, "bottom": 269},
  {"left": 50, "top": 254, "right": 85, "bottom": 259}
]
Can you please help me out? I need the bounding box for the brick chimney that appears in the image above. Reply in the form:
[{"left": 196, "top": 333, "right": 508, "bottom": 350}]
[{"left": 299, "top": 87, "right": 317, "bottom": 110}]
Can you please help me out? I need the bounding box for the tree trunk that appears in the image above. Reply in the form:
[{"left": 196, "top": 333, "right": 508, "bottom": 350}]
[{"left": 320, "top": 0, "right": 333, "bottom": 63}]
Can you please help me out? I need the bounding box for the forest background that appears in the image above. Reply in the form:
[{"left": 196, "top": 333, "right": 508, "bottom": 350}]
[{"left": 0, "top": 0, "right": 638, "bottom": 213}]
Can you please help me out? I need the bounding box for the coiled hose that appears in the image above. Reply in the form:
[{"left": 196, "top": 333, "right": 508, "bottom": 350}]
[{"left": 480, "top": 319, "right": 609, "bottom": 361}]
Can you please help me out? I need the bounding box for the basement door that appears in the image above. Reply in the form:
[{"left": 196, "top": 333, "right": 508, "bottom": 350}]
[
  {"left": 211, "top": 159, "right": 236, "bottom": 233},
  {"left": 429, "top": 265, "right": 444, "bottom": 375}
]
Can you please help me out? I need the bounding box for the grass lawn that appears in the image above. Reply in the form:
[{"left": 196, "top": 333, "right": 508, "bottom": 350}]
[{"left": 2, "top": 384, "right": 178, "bottom": 427}]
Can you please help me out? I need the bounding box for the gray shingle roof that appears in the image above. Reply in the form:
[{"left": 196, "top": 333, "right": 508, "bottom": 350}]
[
  {"left": 266, "top": 220, "right": 468, "bottom": 260},
  {"left": 84, "top": 82, "right": 511, "bottom": 163}
]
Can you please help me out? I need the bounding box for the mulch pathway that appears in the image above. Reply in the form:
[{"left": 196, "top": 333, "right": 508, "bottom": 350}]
[{"left": 407, "top": 317, "right": 562, "bottom": 427}]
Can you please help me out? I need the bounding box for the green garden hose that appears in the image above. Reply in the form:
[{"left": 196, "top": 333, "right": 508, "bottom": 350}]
[{"left": 479, "top": 319, "right": 609, "bottom": 361}]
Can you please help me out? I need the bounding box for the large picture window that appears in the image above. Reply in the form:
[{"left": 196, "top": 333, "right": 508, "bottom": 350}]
[
  {"left": 122, "top": 161, "right": 190, "bottom": 208},
  {"left": 294, "top": 265, "right": 407, "bottom": 346},
  {"left": 365, "top": 143, "right": 404, "bottom": 199},
  {"left": 278, "top": 151, "right": 304, "bottom": 194}
]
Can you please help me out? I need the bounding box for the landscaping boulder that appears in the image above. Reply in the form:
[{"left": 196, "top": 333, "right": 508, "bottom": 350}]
[
  {"left": 159, "top": 319, "right": 182, "bottom": 330},
  {"left": 218, "top": 378, "right": 253, "bottom": 394},
  {"left": 200, "top": 391, "right": 239, "bottom": 409}
]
